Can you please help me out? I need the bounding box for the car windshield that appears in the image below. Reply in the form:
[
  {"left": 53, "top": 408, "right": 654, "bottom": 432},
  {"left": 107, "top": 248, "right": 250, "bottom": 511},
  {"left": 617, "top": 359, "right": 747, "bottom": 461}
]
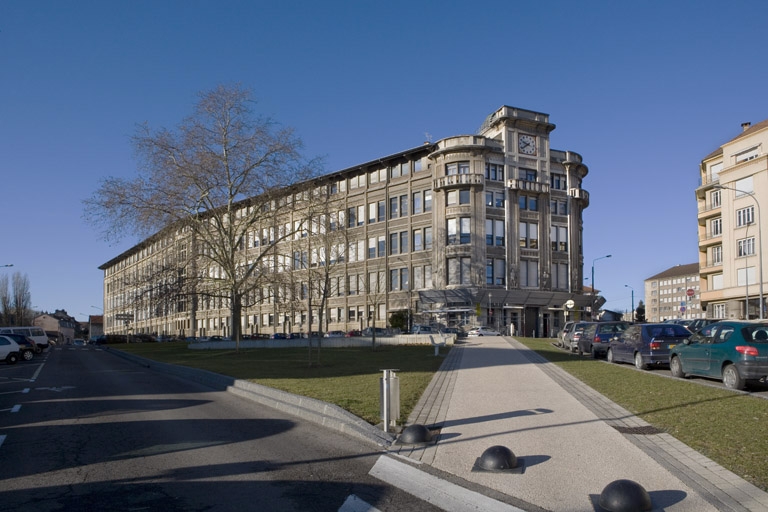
[{"left": 646, "top": 324, "right": 691, "bottom": 338}]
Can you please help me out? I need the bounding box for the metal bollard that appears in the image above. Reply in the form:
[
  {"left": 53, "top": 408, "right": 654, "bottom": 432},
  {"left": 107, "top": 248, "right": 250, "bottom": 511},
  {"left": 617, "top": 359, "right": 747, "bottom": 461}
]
[{"left": 380, "top": 369, "right": 400, "bottom": 432}]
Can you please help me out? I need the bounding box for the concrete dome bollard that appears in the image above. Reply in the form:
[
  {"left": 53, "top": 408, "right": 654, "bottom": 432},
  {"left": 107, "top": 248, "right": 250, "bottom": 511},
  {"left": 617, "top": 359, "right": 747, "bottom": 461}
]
[
  {"left": 398, "top": 424, "right": 432, "bottom": 444},
  {"left": 476, "top": 445, "right": 518, "bottom": 471},
  {"left": 598, "top": 479, "right": 652, "bottom": 512}
]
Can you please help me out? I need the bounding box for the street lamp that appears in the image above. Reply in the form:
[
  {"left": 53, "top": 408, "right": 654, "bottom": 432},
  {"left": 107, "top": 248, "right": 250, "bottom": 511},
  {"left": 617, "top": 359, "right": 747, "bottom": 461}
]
[
  {"left": 713, "top": 185, "right": 763, "bottom": 320},
  {"left": 591, "top": 254, "right": 612, "bottom": 318},
  {"left": 624, "top": 284, "right": 634, "bottom": 321}
]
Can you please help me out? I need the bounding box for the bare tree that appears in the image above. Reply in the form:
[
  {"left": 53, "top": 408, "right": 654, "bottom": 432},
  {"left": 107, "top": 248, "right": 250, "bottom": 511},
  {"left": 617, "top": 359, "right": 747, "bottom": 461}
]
[
  {"left": 12, "top": 273, "right": 32, "bottom": 325},
  {"left": 84, "top": 85, "right": 318, "bottom": 346},
  {"left": 0, "top": 274, "right": 11, "bottom": 326}
]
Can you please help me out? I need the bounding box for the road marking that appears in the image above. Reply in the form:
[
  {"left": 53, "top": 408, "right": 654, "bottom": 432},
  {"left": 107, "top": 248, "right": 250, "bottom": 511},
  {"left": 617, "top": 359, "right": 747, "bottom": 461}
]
[
  {"left": 338, "top": 494, "right": 382, "bottom": 512},
  {"left": 369, "top": 455, "right": 525, "bottom": 512},
  {"left": 10, "top": 405, "right": 20, "bottom": 413},
  {"left": 0, "top": 435, "right": 5, "bottom": 448},
  {"left": 35, "top": 386, "right": 75, "bottom": 392}
]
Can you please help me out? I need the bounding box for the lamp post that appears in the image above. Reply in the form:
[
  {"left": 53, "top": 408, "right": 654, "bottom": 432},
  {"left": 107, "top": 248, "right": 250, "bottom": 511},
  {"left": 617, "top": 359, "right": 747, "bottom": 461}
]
[
  {"left": 591, "top": 254, "right": 612, "bottom": 318},
  {"left": 624, "top": 284, "right": 634, "bottom": 322},
  {"left": 713, "top": 185, "right": 763, "bottom": 320}
]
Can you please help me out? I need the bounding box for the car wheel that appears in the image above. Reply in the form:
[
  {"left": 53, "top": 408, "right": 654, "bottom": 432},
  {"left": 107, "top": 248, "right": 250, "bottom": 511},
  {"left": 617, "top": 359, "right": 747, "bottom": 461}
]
[
  {"left": 22, "top": 350, "right": 33, "bottom": 361},
  {"left": 34, "top": 347, "right": 42, "bottom": 354},
  {"left": 722, "top": 364, "right": 745, "bottom": 390},
  {"left": 634, "top": 352, "right": 647, "bottom": 370},
  {"left": 577, "top": 344, "right": 584, "bottom": 356},
  {"left": 606, "top": 348, "right": 615, "bottom": 363},
  {"left": 6, "top": 353, "right": 18, "bottom": 365},
  {"left": 591, "top": 346, "right": 599, "bottom": 359},
  {"left": 670, "top": 355, "right": 685, "bottom": 378}
]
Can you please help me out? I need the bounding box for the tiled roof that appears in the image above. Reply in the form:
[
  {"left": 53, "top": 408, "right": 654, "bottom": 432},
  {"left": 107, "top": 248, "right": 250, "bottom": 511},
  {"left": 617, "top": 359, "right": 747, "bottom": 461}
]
[{"left": 646, "top": 262, "right": 699, "bottom": 280}]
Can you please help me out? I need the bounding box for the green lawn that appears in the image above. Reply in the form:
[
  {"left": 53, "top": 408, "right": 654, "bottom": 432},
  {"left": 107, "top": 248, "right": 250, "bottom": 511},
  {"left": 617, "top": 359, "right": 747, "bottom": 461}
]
[
  {"left": 111, "top": 338, "right": 768, "bottom": 491},
  {"left": 112, "top": 342, "right": 444, "bottom": 425}
]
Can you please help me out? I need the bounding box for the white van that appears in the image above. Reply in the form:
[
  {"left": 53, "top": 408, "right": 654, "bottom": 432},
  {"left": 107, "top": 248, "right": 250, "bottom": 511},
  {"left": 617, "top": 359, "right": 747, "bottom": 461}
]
[{"left": 0, "top": 326, "right": 49, "bottom": 350}]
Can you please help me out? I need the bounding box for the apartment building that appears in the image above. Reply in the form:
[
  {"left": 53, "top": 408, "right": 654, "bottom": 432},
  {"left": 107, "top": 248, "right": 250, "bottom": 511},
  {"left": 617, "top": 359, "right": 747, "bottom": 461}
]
[
  {"left": 99, "top": 106, "right": 593, "bottom": 339},
  {"left": 697, "top": 120, "right": 768, "bottom": 320},
  {"left": 644, "top": 263, "right": 702, "bottom": 323}
]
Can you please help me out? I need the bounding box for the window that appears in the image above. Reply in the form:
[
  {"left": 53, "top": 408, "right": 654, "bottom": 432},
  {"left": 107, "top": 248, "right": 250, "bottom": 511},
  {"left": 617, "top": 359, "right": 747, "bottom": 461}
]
[
  {"left": 448, "top": 257, "right": 472, "bottom": 285},
  {"left": 738, "top": 266, "right": 757, "bottom": 286},
  {"left": 413, "top": 192, "right": 423, "bottom": 214},
  {"left": 710, "top": 217, "right": 722, "bottom": 236},
  {"left": 551, "top": 262, "right": 569, "bottom": 290},
  {"left": 521, "top": 169, "right": 537, "bottom": 181},
  {"left": 390, "top": 197, "right": 399, "bottom": 219},
  {"left": 447, "top": 218, "right": 470, "bottom": 245},
  {"left": 413, "top": 266, "right": 423, "bottom": 290},
  {"left": 712, "top": 303, "right": 726, "bottom": 318},
  {"left": 550, "top": 226, "right": 568, "bottom": 252},
  {"left": 425, "top": 227, "right": 433, "bottom": 249},
  {"left": 424, "top": 190, "right": 432, "bottom": 212},
  {"left": 485, "top": 219, "right": 505, "bottom": 246},
  {"left": 550, "top": 173, "right": 567, "bottom": 190},
  {"left": 378, "top": 200, "right": 385, "bottom": 222},
  {"left": 495, "top": 192, "right": 504, "bottom": 208},
  {"left": 414, "top": 159, "right": 423, "bottom": 172},
  {"left": 390, "top": 233, "right": 399, "bottom": 255},
  {"left": 735, "top": 146, "right": 759, "bottom": 163},
  {"left": 519, "top": 195, "right": 538, "bottom": 211},
  {"left": 486, "top": 259, "right": 506, "bottom": 285},
  {"left": 551, "top": 199, "right": 567, "bottom": 215},
  {"left": 446, "top": 161, "right": 470, "bottom": 175},
  {"left": 447, "top": 189, "right": 471, "bottom": 206},
  {"left": 711, "top": 245, "right": 723, "bottom": 265},
  {"left": 520, "top": 260, "right": 539, "bottom": 287},
  {"left": 485, "top": 163, "right": 504, "bottom": 181},
  {"left": 711, "top": 273, "right": 723, "bottom": 290},
  {"left": 519, "top": 222, "right": 539, "bottom": 249},
  {"left": 368, "top": 237, "right": 376, "bottom": 259},
  {"left": 377, "top": 235, "right": 386, "bottom": 257},
  {"left": 737, "top": 206, "right": 754, "bottom": 227},
  {"left": 738, "top": 237, "right": 755, "bottom": 257},
  {"left": 368, "top": 203, "right": 376, "bottom": 224},
  {"left": 400, "top": 195, "right": 408, "bottom": 216},
  {"left": 711, "top": 189, "right": 721, "bottom": 208},
  {"left": 413, "top": 229, "right": 423, "bottom": 251},
  {"left": 736, "top": 176, "right": 754, "bottom": 195},
  {"left": 400, "top": 231, "right": 408, "bottom": 253},
  {"left": 357, "top": 205, "right": 365, "bottom": 226},
  {"left": 390, "top": 162, "right": 409, "bottom": 179}
]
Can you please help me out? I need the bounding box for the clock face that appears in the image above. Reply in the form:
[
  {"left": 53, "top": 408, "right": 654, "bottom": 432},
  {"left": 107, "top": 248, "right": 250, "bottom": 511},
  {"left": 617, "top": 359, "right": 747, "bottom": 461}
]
[{"left": 519, "top": 134, "right": 536, "bottom": 155}]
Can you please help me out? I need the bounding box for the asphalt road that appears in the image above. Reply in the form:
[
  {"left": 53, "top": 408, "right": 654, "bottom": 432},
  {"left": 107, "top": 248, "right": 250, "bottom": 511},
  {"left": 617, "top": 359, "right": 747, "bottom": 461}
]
[{"left": 0, "top": 345, "right": 445, "bottom": 512}]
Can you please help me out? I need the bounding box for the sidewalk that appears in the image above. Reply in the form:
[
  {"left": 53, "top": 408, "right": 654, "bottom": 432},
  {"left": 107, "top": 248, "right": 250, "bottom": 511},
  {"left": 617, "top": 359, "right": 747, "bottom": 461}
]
[{"left": 393, "top": 336, "right": 768, "bottom": 512}]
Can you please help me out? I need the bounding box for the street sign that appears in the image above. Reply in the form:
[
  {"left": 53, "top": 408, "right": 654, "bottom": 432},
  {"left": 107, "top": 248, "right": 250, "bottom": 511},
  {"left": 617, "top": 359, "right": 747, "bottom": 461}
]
[
  {"left": 680, "top": 306, "right": 686, "bottom": 313},
  {"left": 687, "top": 288, "right": 695, "bottom": 297},
  {"left": 564, "top": 299, "right": 575, "bottom": 309},
  {"left": 115, "top": 313, "right": 133, "bottom": 321}
]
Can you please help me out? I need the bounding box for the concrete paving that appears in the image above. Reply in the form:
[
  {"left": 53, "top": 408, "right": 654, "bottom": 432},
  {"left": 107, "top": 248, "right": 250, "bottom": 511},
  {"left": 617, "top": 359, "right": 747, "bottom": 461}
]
[{"left": 393, "top": 336, "right": 768, "bottom": 512}]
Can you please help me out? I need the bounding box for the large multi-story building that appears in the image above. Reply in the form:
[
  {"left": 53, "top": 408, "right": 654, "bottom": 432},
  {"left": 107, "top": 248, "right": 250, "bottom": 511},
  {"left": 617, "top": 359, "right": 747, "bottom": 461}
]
[
  {"left": 99, "top": 106, "right": 593, "bottom": 338},
  {"left": 697, "top": 120, "right": 768, "bottom": 320},
  {"left": 644, "top": 263, "right": 702, "bottom": 323}
]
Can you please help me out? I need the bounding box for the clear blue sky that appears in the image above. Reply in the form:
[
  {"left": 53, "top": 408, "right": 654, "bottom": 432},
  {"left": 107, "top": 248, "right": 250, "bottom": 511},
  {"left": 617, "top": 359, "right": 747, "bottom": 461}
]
[{"left": 2, "top": 0, "right": 767, "bottom": 322}]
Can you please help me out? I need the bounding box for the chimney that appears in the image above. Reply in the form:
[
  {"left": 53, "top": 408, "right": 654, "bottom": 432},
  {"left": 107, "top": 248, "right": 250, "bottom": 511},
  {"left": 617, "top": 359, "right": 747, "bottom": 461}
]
[{"left": 742, "top": 122, "right": 752, "bottom": 132}]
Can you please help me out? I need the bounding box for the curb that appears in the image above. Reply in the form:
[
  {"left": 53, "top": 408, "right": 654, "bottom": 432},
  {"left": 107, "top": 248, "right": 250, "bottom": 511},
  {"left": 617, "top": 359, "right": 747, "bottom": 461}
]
[{"left": 105, "top": 346, "right": 395, "bottom": 449}]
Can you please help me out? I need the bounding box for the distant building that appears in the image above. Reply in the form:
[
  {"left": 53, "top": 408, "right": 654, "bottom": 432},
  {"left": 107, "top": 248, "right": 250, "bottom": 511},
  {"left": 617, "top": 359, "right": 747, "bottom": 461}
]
[
  {"left": 88, "top": 315, "right": 104, "bottom": 340},
  {"left": 34, "top": 310, "right": 78, "bottom": 344},
  {"left": 697, "top": 120, "right": 768, "bottom": 319},
  {"left": 644, "top": 263, "right": 702, "bottom": 323}
]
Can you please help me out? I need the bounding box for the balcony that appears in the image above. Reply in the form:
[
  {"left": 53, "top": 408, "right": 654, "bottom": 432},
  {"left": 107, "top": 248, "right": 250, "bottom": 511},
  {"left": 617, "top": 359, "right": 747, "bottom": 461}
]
[
  {"left": 568, "top": 187, "right": 590, "bottom": 207},
  {"left": 508, "top": 179, "right": 550, "bottom": 194},
  {"left": 433, "top": 173, "right": 485, "bottom": 191}
]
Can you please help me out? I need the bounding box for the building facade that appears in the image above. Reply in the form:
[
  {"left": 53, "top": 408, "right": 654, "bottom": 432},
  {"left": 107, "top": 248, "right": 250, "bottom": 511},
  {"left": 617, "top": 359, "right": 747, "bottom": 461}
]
[
  {"left": 100, "top": 106, "right": 594, "bottom": 339},
  {"left": 644, "top": 263, "right": 702, "bottom": 323},
  {"left": 697, "top": 120, "right": 768, "bottom": 320}
]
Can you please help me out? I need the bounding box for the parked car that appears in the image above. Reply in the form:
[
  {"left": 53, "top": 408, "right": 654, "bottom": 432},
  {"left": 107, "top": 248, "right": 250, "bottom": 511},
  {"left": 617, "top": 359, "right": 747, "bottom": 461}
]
[
  {"left": 0, "top": 335, "right": 20, "bottom": 364},
  {"left": 411, "top": 325, "right": 433, "bottom": 334},
  {"left": 345, "top": 330, "right": 362, "bottom": 337},
  {"left": 362, "top": 327, "right": 389, "bottom": 337},
  {"left": 687, "top": 318, "right": 724, "bottom": 333},
  {"left": 669, "top": 321, "right": 768, "bottom": 390},
  {"left": 467, "top": 326, "right": 500, "bottom": 337},
  {"left": 577, "top": 321, "right": 630, "bottom": 358},
  {"left": 73, "top": 338, "right": 86, "bottom": 346},
  {"left": 0, "top": 333, "right": 36, "bottom": 361},
  {"left": 324, "top": 331, "right": 345, "bottom": 338},
  {"left": 558, "top": 321, "right": 575, "bottom": 347},
  {"left": 269, "top": 333, "right": 287, "bottom": 340},
  {"left": 564, "top": 322, "right": 591, "bottom": 352},
  {"left": 607, "top": 323, "right": 691, "bottom": 369}
]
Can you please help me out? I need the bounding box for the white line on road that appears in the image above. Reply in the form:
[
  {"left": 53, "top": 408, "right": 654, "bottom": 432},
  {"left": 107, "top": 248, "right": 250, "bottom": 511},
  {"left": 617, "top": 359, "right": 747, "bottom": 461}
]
[
  {"left": 0, "top": 435, "right": 5, "bottom": 448},
  {"left": 10, "top": 405, "right": 20, "bottom": 413},
  {"left": 369, "top": 455, "right": 525, "bottom": 512}
]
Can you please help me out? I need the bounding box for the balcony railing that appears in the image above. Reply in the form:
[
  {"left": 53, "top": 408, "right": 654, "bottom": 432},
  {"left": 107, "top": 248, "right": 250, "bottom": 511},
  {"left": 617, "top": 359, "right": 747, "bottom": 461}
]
[
  {"left": 433, "top": 173, "right": 485, "bottom": 190},
  {"left": 508, "top": 179, "right": 550, "bottom": 194}
]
